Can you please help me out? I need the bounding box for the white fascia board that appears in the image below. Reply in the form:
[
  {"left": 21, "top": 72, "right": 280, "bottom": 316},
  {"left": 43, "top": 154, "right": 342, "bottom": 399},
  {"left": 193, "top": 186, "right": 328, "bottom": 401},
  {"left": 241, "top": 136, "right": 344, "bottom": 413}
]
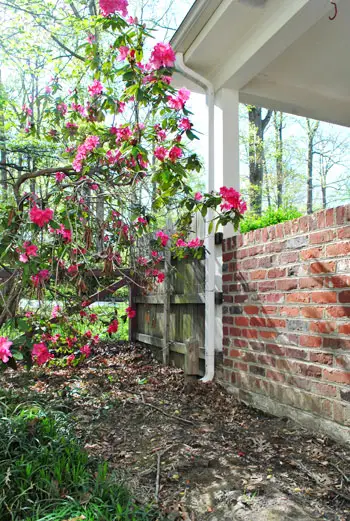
[{"left": 170, "top": 0, "right": 224, "bottom": 54}]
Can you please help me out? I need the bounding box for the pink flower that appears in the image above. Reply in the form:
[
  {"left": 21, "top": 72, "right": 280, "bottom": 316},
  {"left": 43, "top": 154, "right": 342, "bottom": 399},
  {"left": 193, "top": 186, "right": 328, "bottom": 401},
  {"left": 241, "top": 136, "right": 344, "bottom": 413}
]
[
  {"left": 73, "top": 135, "right": 99, "bottom": 172},
  {"left": 67, "top": 264, "right": 79, "bottom": 276},
  {"left": 156, "top": 230, "right": 169, "bottom": 247},
  {"left": 32, "top": 343, "right": 53, "bottom": 365},
  {"left": 29, "top": 206, "right": 54, "bottom": 227},
  {"left": 179, "top": 117, "right": 192, "bottom": 131},
  {"left": 87, "top": 33, "right": 96, "bottom": 44},
  {"left": 107, "top": 319, "right": 119, "bottom": 334},
  {"left": 150, "top": 42, "right": 176, "bottom": 69},
  {"left": 55, "top": 171, "right": 66, "bottom": 183},
  {"left": 125, "top": 306, "right": 136, "bottom": 319},
  {"left": 176, "top": 239, "right": 187, "bottom": 247},
  {"left": 157, "top": 129, "right": 167, "bottom": 141},
  {"left": 168, "top": 88, "right": 191, "bottom": 111},
  {"left": 118, "top": 46, "right": 130, "bottom": 61},
  {"left": 137, "top": 256, "right": 148, "bottom": 266},
  {"left": 67, "top": 354, "right": 75, "bottom": 365},
  {"left": 80, "top": 344, "right": 91, "bottom": 357},
  {"left": 0, "top": 337, "right": 13, "bottom": 363},
  {"left": 31, "top": 269, "right": 50, "bottom": 287},
  {"left": 100, "top": 0, "right": 128, "bottom": 17},
  {"left": 88, "top": 79, "right": 103, "bottom": 96},
  {"left": 57, "top": 102, "right": 67, "bottom": 115},
  {"left": 137, "top": 216, "right": 147, "bottom": 225},
  {"left": 154, "top": 146, "right": 167, "bottom": 161},
  {"left": 169, "top": 146, "right": 182, "bottom": 162},
  {"left": 45, "top": 86, "right": 52, "bottom": 94},
  {"left": 51, "top": 305, "right": 61, "bottom": 318},
  {"left": 194, "top": 192, "right": 203, "bottom": 202},
  {"left": 156, "top": 272, "right": 165, "bottom": 283},
  {"left": 106, "top": 149, "right": 122, "bottom": 165},
  {"left": 219, "top": 186, "right": 247, "bottom": 214},
  {"left": 23, "top": 242, "right": 38, "bottom": 258},
  {"left": 19, "top": 253, "right": 28, "bottom": 263},
  {"left": 187, "top": 238, "right": 203, "bottom": 248},
  {"left": 89, "top": 313, "right": 98, "bottom": 323},
  {"left": 22, "top": 104, "right": 33, "bottom": 116}
]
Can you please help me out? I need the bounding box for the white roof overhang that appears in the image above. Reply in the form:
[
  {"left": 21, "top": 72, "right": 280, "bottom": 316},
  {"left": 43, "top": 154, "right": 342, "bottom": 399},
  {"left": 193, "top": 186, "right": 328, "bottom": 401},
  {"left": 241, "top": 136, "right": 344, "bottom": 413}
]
[{"left": 171, "top": 0, "right": 350, "bottom": 127}]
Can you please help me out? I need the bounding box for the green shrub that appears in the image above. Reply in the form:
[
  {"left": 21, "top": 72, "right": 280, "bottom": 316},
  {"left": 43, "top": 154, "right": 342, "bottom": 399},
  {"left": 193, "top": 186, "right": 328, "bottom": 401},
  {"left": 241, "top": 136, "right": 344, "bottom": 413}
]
[
  {"left": 0, "top": 391, "right": 162, "bottom": 521},
  {"left": 240, "top": 206, "right": 302, "bottom": 233}
]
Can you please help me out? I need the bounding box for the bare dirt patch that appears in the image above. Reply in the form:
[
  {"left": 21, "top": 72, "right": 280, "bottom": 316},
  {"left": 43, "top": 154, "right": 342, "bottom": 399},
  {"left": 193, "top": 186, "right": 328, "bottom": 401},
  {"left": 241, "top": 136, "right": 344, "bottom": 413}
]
[{"left": 1, "top": 342, "right": 349, "bottom": 520}]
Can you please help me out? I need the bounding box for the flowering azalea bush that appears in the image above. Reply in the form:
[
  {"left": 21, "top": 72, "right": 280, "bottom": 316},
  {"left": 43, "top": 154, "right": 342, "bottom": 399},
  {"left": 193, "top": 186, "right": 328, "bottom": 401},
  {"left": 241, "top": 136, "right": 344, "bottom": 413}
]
[{"left": 0, "top": 0, "right": 246, "bottom": 371}]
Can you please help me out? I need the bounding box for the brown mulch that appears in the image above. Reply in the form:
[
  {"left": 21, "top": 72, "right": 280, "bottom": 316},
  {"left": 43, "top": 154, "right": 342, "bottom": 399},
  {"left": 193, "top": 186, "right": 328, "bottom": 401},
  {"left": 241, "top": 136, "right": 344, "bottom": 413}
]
[{"left": 1, "top": 342, "right": 349, "bottom": 520}]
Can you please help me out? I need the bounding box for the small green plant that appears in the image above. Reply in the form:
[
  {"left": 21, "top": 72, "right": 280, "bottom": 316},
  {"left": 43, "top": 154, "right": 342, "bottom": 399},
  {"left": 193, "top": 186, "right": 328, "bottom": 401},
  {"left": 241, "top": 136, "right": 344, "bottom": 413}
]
[
  {"left": 0, "top": 390, "right": 163, "bottom": 521},
  {"left": 240, "top": 206, "right": 302, "bottom": 233}
]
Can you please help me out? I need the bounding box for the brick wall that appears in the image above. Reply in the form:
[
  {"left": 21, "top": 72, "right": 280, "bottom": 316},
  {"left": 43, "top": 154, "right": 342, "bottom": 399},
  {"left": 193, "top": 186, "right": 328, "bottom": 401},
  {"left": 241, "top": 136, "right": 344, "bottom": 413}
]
[{"left": 222, "top": 204, "right": 350, "bottom": 443}]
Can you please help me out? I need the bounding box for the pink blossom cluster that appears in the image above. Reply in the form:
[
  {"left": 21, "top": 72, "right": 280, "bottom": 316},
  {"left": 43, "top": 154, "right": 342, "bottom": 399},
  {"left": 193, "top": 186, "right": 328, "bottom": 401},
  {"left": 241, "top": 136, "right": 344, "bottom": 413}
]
[
  {"left": 154, "top": 146, "right": 183, "bottom": 163},
  {"left": 219, "top": 186, "right": 247, "bottom": 214},
  {"left": 179, "top": 118, "right": 192, "bottom": 131},
  {"left": 125, "top": 307, "right": 136, "bottom": 318},
  {"left": 99, "top": 0, "right": 128, "bottom": 17},
  {"left": 32, "top": 343, "right": 53, "bottom": 365},
  {"left": 168, "top": 88, "right": 190, "bottom": 111},
  {"left": 155, "top": 230, "right": 169, "bottom": 247},
  {"left": 88, "top": 79, "right": 103, "bottom": 97},
  {"left": 108, "top": 319, "right": 119, "bottom": 334},
  {"left": 73, "top": 135, "right": 100, "bottom": 172},
  {"left": 18, "top": 242, "right": 38, "bottom": 263},
  {"left": 71, "top": 103, "right": 87, "bottom": 117},
  {"left": 29, "top": 206, "right": 54, "bottom": 227},
  {"left": 111, "top": 125, "right": 132, "bottom": 142},
  {"left": 0, "top": 337, "right": 12, "bottom": 363},
  {"left": 55, "top": 172, "right": 67, "bottom": 183},
  {"left": 31, "top": 269, "right": 50, "bottom": 288},
  {"left": 149, "top": 42, "right": 176, "bottom": 70},
  {"left": 145, "top": 268, "right": 165, "bottom": 283},
  {"left": 57, "top": 102, "right": 68, "bottom": 115},
  {"left": 49, "top": 224, "right": 72, "bottom": 243},
  {"left": 176, "top": 237, "right": 204, "bottom": 249}
]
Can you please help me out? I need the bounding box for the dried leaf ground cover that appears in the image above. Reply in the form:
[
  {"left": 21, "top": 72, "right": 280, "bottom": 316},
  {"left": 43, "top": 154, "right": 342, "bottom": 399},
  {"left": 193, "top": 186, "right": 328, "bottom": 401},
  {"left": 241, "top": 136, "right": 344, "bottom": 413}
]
[{"left": 1, "top": 342, "right": 349, "bottom": 521}]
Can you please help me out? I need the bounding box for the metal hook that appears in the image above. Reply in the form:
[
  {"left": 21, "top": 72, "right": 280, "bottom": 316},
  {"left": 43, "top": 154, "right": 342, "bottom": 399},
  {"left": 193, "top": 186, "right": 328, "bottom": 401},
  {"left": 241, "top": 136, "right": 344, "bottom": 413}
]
[{"left": 329, "top": 1, "right": 338, "bottom": 21}]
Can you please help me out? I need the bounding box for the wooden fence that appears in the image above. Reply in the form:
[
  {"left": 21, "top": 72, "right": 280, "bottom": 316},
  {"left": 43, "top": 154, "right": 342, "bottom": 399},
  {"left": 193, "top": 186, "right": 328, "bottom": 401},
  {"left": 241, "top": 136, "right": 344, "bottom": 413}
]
[{"left": 130, "top": 256, "right": 206, "bottom": 374}]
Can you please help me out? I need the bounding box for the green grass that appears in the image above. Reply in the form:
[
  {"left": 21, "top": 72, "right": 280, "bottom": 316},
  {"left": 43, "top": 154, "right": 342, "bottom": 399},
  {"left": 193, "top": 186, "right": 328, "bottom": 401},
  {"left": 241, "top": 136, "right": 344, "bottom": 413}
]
[{"left": 0, "top": 390, "right": 163, "bottom": 521}]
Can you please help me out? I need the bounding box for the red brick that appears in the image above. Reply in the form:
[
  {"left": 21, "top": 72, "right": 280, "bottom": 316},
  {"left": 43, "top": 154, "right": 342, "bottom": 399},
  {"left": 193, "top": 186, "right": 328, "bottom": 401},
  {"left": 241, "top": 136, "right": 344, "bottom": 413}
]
[
  {"left": 335, "top": 355, "right": 350, "bottom": 370},
  {"left": 229, "top": 327, "right": 241, "bottom": 336},
  {"left": 299, "top": 277, "right": 324, "bottom": 289},
  {"left": 300, "top": 335, "right": 322, "bottom": 348},
  {"left": 223, "top": 274, "right": 233, "bottom": 282},
  {"left": 286, "top": 293, "right": 310, "bottom": 303},
  {"left": 235, "top": 295, "right": 248, "bottom": 303},
  {"left": 317, "top": 211, "right": 325, "bottom": 228},
  {"left": 326, "top": 242, "right": 350, "bottom": 257},
  {"left": 235, "top": 317, "right": 249, "bottom": 327},
  {"left": 242, "top": 258, "right": 258, "bottom": 270},
  {"left": 336, "top": 205, "right": 349, "bottom": 225},
  {"left": 244, "top": 305, "right": 259, "bottom": 315},
  {"left": 251, "top": 269, "right": 267, "bottom": 280},
  {"left": 234, "top": 362, "right": 248, "bottom": 371},
  {"left": 327, "top": 306, "right": 350, "bottom": 318},
  {"left": 276, "top": 279, "right": 298, "bottom": 291},
  {"left": 263, "top": 293, "right": 285, "bottom": 303},
  {"left": 338, "top": 226, "right": 350, "bottom": 240},
  {"left": 310, "top": 261, "right": 336, "bottom": 274},
  {"left": 312, "top": 291, "right": 337, "bottom": 304},
  {"left": 266, "top": 370, "right": 285, "bottom": 382},
  {"left": 339, "top": 291, "right": 350, "bottom": 303},
  {"left": 223, "top": 316, "right": 233, "bottom": 324},
  {"left": 250, "top": 317, "right": 267, "bottom": 327},
  {"left": 299, "top": 216, "right": 309, "bottom": 233},
  {"left": 223, "top": 295, "right": 233, "bottom": 303},
  {"left": 259, "top": 331, "right": 278, "bottom": 339},
  {"left": 310, "top": 321, "right": 336, "bottom": 334},
  {"left": 268, "top": 268, "right": 287, "bottom": 278},
  {"left": 241, "top": 328, "right": 258, "bottom": 339},
  {"left": 266, "top": 344, "right": 284, "bottom": 356},
  {"left": 301, "top": 307, "right": 323, "bottom": 319},
  {"left": 310, "top": 230, "right": 335, "bottom": 244},
  {"left": 310, "top": 352, "right": 333, "bottom": 365},
  {"left": 325, "top": 275, "right": 350, "bottom": 288},
  {"left": 223, "top": 252, "right": 234, "bottom": 262},
  {"left": 258, "top": 281, "right": 276, "bottom": 292},
  {"left": 233, "top": 338, "right": 248, "bottom": 348},
  {"left": 265, "top": 318, "right": 286, "bottom": 328},
  {"left": 224, "top": 358, "right": 233, "bottom": 367},
  {"left": 325, "top": 209, "right": 334, "bottom": 227},
  {"left": 323, "top": 337, "right": 350, "bottom": 350},
  {"left": 280, "top": 306, "right": 299, "bottom": 317},
  {"left": 312, "top": 382, "right": 337, "bottom": 398},
  {"left": 339, "top": 324, "right": 350, "bottom": 335},
  {"left": 284, "top": 347, "right": 307, "bottom": 360},
  {"left": 300, "top": 247, "right": 323, "bottom": 260},
  {"left": 323, "top": 369, "right": 350, "bottom": 385},
  {"left": 229, "top": 349, "right": 241, "bottom": 358},
  {"left": 261, "top": 306, "right": 277, "bottom": 315}
]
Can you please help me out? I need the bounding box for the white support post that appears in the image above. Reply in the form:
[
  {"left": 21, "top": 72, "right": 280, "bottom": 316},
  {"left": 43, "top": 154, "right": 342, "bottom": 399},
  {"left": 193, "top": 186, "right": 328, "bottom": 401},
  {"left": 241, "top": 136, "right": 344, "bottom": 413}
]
[{"left": 214, "top": 88, "right": 240, "bottom": 353}]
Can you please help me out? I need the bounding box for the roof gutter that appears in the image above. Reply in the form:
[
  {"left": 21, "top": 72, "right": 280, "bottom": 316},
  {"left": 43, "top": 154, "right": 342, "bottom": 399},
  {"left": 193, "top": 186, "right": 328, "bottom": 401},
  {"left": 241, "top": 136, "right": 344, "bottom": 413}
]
[{"left": 176, "top": 53, "right": 216, "bottom": 382}]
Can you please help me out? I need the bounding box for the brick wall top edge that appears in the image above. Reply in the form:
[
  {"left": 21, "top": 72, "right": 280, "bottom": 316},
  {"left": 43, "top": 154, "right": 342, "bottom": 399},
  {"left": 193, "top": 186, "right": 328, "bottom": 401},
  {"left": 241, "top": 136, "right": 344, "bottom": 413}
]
[{"left": 222, "top": 204, "right": 350, "bottom": 249}]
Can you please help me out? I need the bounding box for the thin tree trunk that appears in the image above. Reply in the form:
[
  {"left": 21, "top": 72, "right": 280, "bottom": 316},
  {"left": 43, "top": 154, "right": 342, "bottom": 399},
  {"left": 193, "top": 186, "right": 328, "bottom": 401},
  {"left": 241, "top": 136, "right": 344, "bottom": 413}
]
[
  {"left": 274, "top": 111, "right": 283, "bottom": 208},
  {"left": 0, "top": 69, "right": 7, "bottom": 199},
  {"left": 306, "top": 119, "right": 319, "bottom": 215},
  {"left": 248, "top": 106, "right": 272, "bottom": 215}
]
